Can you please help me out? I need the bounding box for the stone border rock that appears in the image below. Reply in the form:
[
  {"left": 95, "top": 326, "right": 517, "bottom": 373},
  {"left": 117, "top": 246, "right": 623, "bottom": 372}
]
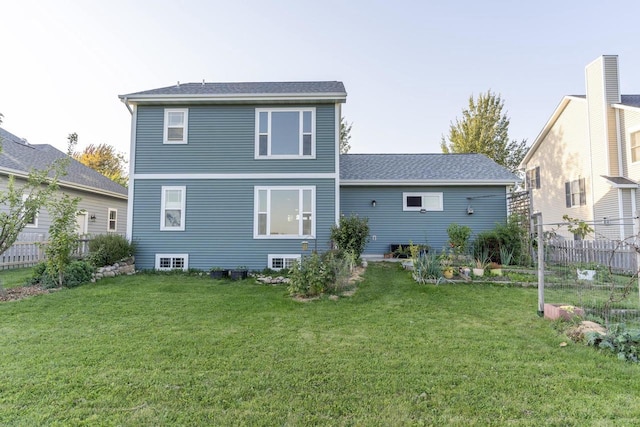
[{"left": 92, "top": 257, "right": 136, "bottom": 282}]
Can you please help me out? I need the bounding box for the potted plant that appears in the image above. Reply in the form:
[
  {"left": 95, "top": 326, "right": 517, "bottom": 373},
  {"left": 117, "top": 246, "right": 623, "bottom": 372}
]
[
  {"left": 473, "top": 258, "right": 487, "bottom": 277},
  {"left": 440, "top": 251, "right": 455, "bottom": 279},
  {"left": 209, "top": 267, "right": 228, "bottom": 279},
  {"left": 489, "top": 261, "right": 502, "bottom": 276},
  {"left": 230, "top": 266, "right": 248, "bottom": 281}
]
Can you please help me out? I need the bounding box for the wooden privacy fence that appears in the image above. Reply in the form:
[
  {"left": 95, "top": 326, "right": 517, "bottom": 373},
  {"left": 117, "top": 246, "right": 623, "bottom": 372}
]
[
  {"left": 546, "top": 239, "right": 638, "bottom": 274},
  {"left": 0, "top": 233, "right": 92, "bottom": 270}
]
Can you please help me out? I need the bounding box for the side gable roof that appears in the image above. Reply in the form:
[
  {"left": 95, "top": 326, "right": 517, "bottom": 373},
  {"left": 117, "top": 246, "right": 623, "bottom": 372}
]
[
  {"left": 340, "top": 153, "right": 519, "bottom": 186},
  {"left": 119, "top": 81, "right": 347, "bottom": 105},
  {"left": 0, "top": 127, "right": 127, "bottom": 199}
]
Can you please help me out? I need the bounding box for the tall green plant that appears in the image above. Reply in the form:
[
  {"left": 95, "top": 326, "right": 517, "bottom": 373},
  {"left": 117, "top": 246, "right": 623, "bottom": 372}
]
[
  {"left": 44, "top": 193, "right": 81, "bottom": 287},
  {"left": 447, "top": 223, "right": 471, "bottom": 255},
  {"left": 330, "top": 214, "right": 370, "bottom": 259}
]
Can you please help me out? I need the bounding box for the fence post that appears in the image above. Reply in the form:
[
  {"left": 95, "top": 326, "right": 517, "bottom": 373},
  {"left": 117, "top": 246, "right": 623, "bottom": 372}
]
[
  {"left": 534, "top": 212, "right": 544, "bottom": 316},
  {"left": 635, "top": 212, "right": 640, "bottom": 307}
]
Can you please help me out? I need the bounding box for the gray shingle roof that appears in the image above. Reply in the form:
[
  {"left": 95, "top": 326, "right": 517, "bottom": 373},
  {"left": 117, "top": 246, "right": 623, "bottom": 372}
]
[
  {"left": 0, "top": 127, "right": 127, "bottom": 197},
  {"left": 121, "top": 81, "right": 346, "bottom": 98},
  {"left": 340, "top": 153, "right": 519, "bottom": 183},
  {"left": 620, "top": 95, "right": 640, "bottom": 107}
]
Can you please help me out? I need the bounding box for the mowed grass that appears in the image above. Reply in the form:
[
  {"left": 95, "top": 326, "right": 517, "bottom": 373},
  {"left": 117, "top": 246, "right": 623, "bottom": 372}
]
[{"left": 1, "top": 263, "right": 639, "bottom": 425}]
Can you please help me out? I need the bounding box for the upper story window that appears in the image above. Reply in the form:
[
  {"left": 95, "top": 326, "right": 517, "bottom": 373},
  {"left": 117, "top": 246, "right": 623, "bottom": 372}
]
[
  {"left": 108, "top": 208, "right": 117, "bottom": 232},
  {"left": 565, "top": 178, "right": 586, "bottom": 207},
  {"left": 630, "top": 130, "right": 640, "bottom": 163},
  {"left": 164, "top": 108, "right": 188, "bottom": 144},
  {"left": 255, "top": 108, "right": 315, "bottom": 158},
  {"left": 402, "top": 192, "right": 443, "bottom": 212},
  {"left": 161, "top": 186, "right": 186, "bottom": 231},
  {"left": 526, "top": 166, "right": 540, "bottom": 189},
  {"left": 254, "top": 186, "right": 315, "bottom": 238}
]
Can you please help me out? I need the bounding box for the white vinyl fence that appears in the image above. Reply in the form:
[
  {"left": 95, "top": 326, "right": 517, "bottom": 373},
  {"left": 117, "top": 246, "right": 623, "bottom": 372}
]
[{"left": 546, "top": 239, "right": 638, "bottom": 274}]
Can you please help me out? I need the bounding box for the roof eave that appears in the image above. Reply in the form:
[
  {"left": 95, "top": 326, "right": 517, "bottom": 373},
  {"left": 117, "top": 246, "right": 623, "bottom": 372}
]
[
  {"left": 0, "top": 167, "right": 127, "bottom": 200},
  {"left": 118, "top": 92, "right": 347, "bottom": 105},
  {"left": 519, "top": 96, "right": 586, "bottom": 169},
  {"left": 612, "top": 103, "right": 640, "bottom": 112},
  {"left": 339, "top": 179, "right": 519, "bottom": 186}
]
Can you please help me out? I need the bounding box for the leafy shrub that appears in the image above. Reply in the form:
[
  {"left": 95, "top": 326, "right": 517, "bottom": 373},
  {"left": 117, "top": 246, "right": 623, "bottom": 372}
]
[
  {"left": 412, "top": 252, "right": 441, "bottom": 284},
  {"left": 88, "top": 234, "right": 135, "bottom": 267},
  {"left": 288, "top": 253, "right": 330, "bottom": 297},
  {"left": 586, "top": 324, "right": 640, "bottom": 362},
  {"left": 330, "top": 214, "right": 370, "bottom": 260},
  {"left": 447, "top": 223, "right": 472, "bottom": 255},
  {"left": 63, "top": 261, "right": 94, "bottom": 288},
  {"left": 474, "top": 214, "right": 529, "bottom": 265}
]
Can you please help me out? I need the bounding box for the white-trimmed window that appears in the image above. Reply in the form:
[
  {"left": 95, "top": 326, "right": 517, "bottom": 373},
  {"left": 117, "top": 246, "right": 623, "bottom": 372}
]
[
  {"left": 526, "top": 166, "right": 540, "bottom": 189},
  {"left": 630, "top": 130, "right": 640, "bottom": 163},
  {"left": 107, "top": 208, "right": 117, "bottom": 232},
  {"left": 402, "top": 192, "right": 443, "bottom": 211},
  {"left": 565, "top": 178, "right": 586, "bottom": 207},
  {"left": 164, "top": 108, "right": 188, "bottom": 144},
  {"left": 255, "top": 186, "right": 315, "bottom": 238},
  {"left": 155, "top": 254, "right": 189, "bottom": 271},
  {"left": 268, "top": 254, "right": 302, "bottom": 270},
  {"left": 161, "top": 186, "right": 186, "bottom": 231},
  {"left": 22, "top": 194, "right": 38, "bottom": 228},
  {"left": 255, "top": 108, "right": 315, "bottom": 158}
]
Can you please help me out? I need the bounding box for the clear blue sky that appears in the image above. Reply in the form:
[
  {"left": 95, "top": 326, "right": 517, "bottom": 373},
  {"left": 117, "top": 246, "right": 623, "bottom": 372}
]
[{"left": 2, "top": 0, "right": 640, "bottom": 160}]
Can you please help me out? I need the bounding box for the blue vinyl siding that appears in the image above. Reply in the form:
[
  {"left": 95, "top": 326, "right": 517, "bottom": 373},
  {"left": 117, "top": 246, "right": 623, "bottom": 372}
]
[
  {"left": 135, "top": 104, "right": 336, "bottom": 174},
  {"left": 340, "top": 186, "right": 508, "bottom": 254},
  {"left": 132, "top": 179, "right": 336, "bottom": 270}
]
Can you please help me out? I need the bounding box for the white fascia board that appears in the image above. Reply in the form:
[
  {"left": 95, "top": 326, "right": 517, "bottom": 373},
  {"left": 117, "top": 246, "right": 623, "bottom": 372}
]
[
  {"left": 133, "top": 172, "right": 338, "bottom": 180},
  {"left": 519, "top": 96, "right": 586, "bottom": 169},
  {"left": 0, "top": 167, "right": 127, "bottom": 200},
  {"left": 612, "top": 103, "right": 640, "bottom": 112},
  {"left": 339, "top": 179, "right": 519, "bottom": 186},
  {"left": 120, "top": 93, "right": 347, "bottom": 105}
]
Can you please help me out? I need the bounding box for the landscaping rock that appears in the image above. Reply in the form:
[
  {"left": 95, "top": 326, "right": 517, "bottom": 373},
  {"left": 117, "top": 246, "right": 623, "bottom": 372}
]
[{"left": 566, "top": 321, "right": 606, "bottom": 342}]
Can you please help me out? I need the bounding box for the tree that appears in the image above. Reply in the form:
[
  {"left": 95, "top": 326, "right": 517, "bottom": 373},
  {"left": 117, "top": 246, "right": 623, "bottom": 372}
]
[
  {"left": 340, "top": 117, "right": 352, "bottom": 154},
  {"left": 72, "top": 142, "right": 128, "bottom": 187},
  {"left": 44, "top": 192, "right": 81, "bottom": 287},
  {"left": 441, "top": 91, "right": 528, "bottom": 173},
  {"left": 0, "top": 133, "right": 72, "bottom": 257}
]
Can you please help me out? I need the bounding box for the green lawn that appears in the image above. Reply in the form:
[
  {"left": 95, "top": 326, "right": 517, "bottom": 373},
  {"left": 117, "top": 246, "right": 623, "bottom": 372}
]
[
  {"left": 1, "top": 263, "right": 639, "bottom": 425},
  {"left": 0, "top": 267, "right": 35, "bottom": 289}
]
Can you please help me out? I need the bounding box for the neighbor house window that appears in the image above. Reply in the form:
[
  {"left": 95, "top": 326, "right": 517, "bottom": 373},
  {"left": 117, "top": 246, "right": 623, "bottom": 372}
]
[
  {"left": 255, "top": 108, "right": 315, "bottom": 158},
  {"left": 161, "top": 186, "right": 186, "bottom": 231},
  {"left": 107, "top": 208, "right": 117, "bottom": 232},
  {"left": 402, "top": 192, "right": 443, "bottom": 211},
  {"left": 155, "top": 254, "right": 188, "bottom": 271},
  {"left": 164, "top": 108, "right": 188, "bottom": 144},
  {"left": 631, "top": 130, "right": 640, "bottom": 163},
  {"left": 268, "top": 254, "right": 301, "bottom": 270},
  {"left": 255, "top": 186, "right": 315, "bottom": 238},
  {"left": 22, "top": 194, "right": 38, "bottom": 228},
  {"left": 565, "top": 178, "right": 586, "bottom": 207},
  {"left": 526, "top": 166, "right": 540, "bottom": 189}
]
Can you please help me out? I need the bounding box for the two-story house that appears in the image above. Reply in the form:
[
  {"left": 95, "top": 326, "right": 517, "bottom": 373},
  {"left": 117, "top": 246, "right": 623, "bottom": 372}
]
[
  {"left": 120, "top": 82, "right": 519, "bottom": 271},
  {"left": 520, "top": 55, "right": 640, "bottom": 240}
]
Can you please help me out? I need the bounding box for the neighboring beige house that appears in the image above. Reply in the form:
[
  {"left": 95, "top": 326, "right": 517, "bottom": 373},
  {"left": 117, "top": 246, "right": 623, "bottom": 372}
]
[{"left": 520, "top": 55, "right": 640, "bottom": 241}]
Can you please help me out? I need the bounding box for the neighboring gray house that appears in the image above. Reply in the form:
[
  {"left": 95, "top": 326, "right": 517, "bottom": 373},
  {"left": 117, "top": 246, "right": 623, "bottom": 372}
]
[
  {"left": 340, "top": 154, "right": 519, "bottom": 254},
  {"left": 119, "top": 81, "right": 518, "bottom": 271},
  {"left": 0, "top": 127, "right": 128, "bottom": 238}
]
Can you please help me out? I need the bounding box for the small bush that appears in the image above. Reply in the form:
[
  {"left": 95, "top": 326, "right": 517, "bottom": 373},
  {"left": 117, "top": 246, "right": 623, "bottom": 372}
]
[
  {"left": 447, "top": 223, "right": 471, "bottom": 255},
  {"left": 330, "top": 215, "right": 370, "bottom": 260},
  {"left": 288, "top": 253, "right": 330, "bottom": 297},
  {"left": 63, "top": 261, "right": 95, "bottom": 288},
  {"left": 412, "top": 252, "right": 441, "bottom": 284},
  {"left": 322, "top": 250, "right": 354, "bottom": 294},
  {"left": 88, "top": 234, "right": 135, "bottom": 267},
  {"left": 586, "top": 324, "right": 640, "bottom": 362}
]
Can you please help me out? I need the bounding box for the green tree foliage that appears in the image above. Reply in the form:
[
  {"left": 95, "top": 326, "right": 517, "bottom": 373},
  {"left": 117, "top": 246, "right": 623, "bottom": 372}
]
[
  {"left": 72, "top": 141, "right": 128, "bottom": 187},
  {"left": 340, "top": 117, "right": 352, "bottom": 154},
  {"left": 330, "top": 214, "right": 370, "bottom": 259},
  {"left": 44, "top": 193, "right": 81, "bottom": 287},
  {"left": 0, "top": 132, "right": 73, "bottom": 256},
  {"left": 441, "top": 91, "right": 528, "bottom": 173}
]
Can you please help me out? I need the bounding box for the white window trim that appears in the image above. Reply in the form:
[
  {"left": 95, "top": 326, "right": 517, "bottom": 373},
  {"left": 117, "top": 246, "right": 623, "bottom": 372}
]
[
  {"left": 21, "top": 194, "right": 38, "bottom": 228},
  {"left": 254, "top": 108, "right": 316, "bottom": 159},
  {"left": 402, "top": 192, "right": 444, "bottom": 211},
  {"left": 268, "top": 254, "right": 302, "bottom": 271},
  {"left": 627, "top": 125, "right": 640, "bottom": 164},
  {"left": 160, "top": 186, "right": 186, "bottom": 231},
  {"left": 163, "top": 108, "right": 189, "bottom": 144},
  {"left": 155, "top": 254, "right": 189, "bottom": 271},
  {"left": 254, "top": 186, "right": 316, "bottom": 239},
  {"left": 107, "top": 208, "right": 117, "bottom": 232}
]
